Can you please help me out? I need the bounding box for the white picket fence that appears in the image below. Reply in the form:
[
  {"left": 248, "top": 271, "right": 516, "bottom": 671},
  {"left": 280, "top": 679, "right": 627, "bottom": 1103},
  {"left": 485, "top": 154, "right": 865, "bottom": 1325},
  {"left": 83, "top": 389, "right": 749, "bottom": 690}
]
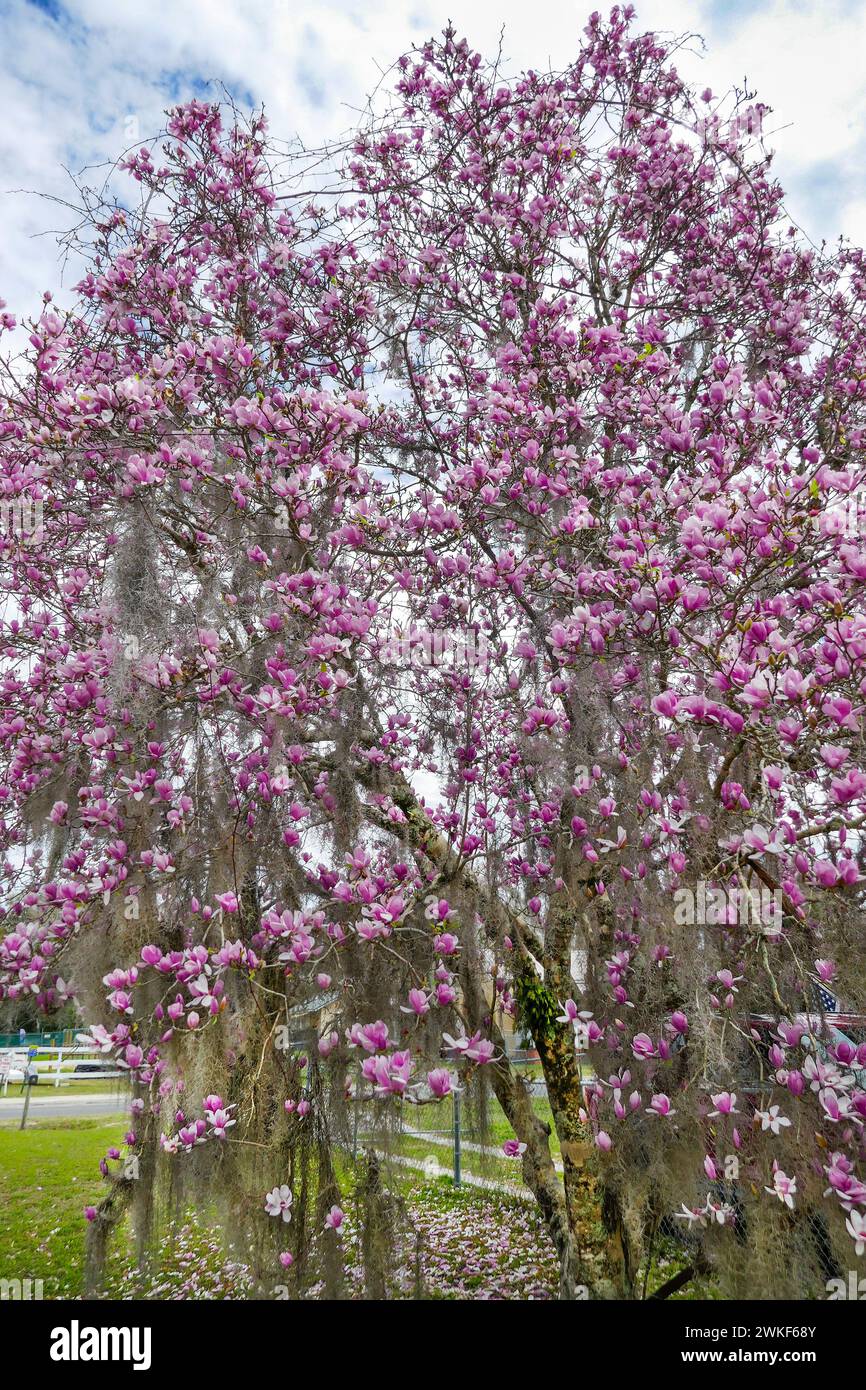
[{"left": 0, "top": 1044, "right": 123, "bottom": 1094}]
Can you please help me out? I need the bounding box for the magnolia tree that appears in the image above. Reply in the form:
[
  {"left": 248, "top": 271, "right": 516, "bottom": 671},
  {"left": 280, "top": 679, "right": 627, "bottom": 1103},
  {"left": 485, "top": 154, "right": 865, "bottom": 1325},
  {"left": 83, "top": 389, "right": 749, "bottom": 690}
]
[{"left": 2, "top": 6, "right": 866, "bottom": 1301}]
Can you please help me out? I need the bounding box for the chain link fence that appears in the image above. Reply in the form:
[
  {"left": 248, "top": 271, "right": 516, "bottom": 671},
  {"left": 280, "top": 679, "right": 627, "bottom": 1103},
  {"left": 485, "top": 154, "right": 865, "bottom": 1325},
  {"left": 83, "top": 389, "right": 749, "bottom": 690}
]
[{"left": 354, "top": 1051, "right": 557, "bottom": 1199}]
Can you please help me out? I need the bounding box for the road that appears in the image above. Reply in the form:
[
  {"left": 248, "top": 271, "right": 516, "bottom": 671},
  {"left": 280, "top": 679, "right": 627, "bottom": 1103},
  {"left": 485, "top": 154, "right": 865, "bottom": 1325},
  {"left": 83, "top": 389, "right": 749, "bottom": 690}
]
[{"left": 0, "top": 1091, "right": 126, "bottom": 1121}]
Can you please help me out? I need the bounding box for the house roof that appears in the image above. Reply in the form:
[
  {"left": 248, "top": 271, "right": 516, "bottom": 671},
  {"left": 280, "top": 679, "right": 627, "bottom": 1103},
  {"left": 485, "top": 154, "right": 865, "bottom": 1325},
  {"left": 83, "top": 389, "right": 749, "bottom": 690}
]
[{"left": 286, "top": 989, "right": 341, "bottom": 1020}]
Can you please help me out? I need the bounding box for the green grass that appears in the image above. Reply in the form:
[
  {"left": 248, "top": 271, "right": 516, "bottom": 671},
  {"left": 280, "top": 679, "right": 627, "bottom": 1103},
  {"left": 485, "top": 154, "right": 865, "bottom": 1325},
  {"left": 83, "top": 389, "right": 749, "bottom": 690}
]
[
  {"left": 0, "top": 1117, "right": 561, "bottom": 1301},
  {"left": 641, "top": 1237, "right": 721, "bottom": 1301},
  {"left": 0, "top": 1111, "right": 705, "bottom": 1301},
  {"left": 0, "top": 1118, "right": 129, "bottom": 1297},
  {"left": 392, "top": 1131, "right": 537, "bottom": 1189},
  {"left": 397, "top": 1086, "right": 562, "bottom": 1156}
]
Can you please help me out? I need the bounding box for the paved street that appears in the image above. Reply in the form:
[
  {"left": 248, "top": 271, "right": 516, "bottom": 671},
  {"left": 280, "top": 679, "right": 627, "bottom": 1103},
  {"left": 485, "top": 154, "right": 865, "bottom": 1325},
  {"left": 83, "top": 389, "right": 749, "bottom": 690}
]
[{"left": 0, "top": 1091, "right": 125, "bottom": 1121}]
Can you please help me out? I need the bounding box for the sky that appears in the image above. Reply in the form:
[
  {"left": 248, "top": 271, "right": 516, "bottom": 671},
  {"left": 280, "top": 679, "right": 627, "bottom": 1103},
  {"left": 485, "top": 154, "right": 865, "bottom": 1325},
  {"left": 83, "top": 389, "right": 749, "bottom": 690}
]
[{"left": 1, "top": 0, "right": 866, "bottom": 328}]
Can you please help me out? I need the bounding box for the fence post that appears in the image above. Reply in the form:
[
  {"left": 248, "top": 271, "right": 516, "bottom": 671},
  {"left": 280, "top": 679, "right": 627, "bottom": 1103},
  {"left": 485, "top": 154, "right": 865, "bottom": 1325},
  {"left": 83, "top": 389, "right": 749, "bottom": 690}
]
[
  {"left": 19, "top": 1078, "right": 33, "bottom": 1130},
  {"left": 54, "top": 1048, "right": 63, "bottom": 1088},
  {"left": 453, "top": 1091, "right": 462, "bottom": 1188}
]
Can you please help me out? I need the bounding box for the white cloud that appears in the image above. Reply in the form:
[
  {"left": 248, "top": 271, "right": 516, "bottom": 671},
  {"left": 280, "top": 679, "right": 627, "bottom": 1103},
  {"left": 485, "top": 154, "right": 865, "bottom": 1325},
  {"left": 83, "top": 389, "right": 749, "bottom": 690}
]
[{"left": 1, "top": 0, "right": 864, "bottom": 329}]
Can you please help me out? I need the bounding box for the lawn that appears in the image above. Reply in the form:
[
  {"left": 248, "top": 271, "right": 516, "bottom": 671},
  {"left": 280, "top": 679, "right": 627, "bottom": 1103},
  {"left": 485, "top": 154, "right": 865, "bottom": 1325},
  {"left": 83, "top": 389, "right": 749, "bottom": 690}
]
[
  {"left": 0, "top": 1112, "right": 702, "bottom": 1300},
  {"left": 0, "top": 1117, "right": 128, "bottom": 1298},
  {"left": 0, "top": 1115, "right": 562, "bottom": 1300}
]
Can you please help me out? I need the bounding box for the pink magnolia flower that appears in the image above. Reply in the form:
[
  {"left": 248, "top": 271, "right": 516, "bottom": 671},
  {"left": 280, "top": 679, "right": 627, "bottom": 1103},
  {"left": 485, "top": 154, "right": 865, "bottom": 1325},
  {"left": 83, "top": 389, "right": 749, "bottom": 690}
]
[
  {"left": 443, "top": 1031, "right": 495, "bottom": 1064},
  {"left": 434, "top": 932, "right": 460, "bottom": 956},
  {"left": 346, "top": 1020, "right": 389, "bottom": 1053},
  {"left": 647, "top": 1094, "right": 675, "bottom": 1118},
  {"left": 557, "top": 998, "right": 580, "bottom": 1024},
  {"left": 206, "top": 1106, "right": 236, "bottom": 1139},
  {"left": 708, "top": 1092, "right": 739, "bottom": 1118},
  {"left": 400, "top": 987, "right": 430, "bottom": 1017},
  {"left": 819, "top": 1088, "right": 847, "bottom": 1123},
  {"left": 557, "top": 999, "right": 594, "bottom": 1034},
  {"left": 425, "top": 897, "right": 454, "bottom": 924},
  {"left": 766, "top": 1163, "right": 797, "bottom": 1210},
  {"left": 631, "top": 1032, "right": 656, "bottom": 1061},
  {"left": 363, "top": 1051, "right": 413, "bottom": 1096},
  {"left": 464, "top": 1034, "right": 496, "bottom": 1064},
  {"left": 324, "top": 1205, "right": 344, "bottom": 1232},
  {"left": 502, "top": 1140, "right": 527, "bottom": 1158},
  {"left": 652, "top": 691, "right": 678, "bottom": 718},
  {"left": 815, "top": 860, "right": 839, "bottom": 889},
  {"left": 426, "top": 1068, "right": 457, "bottom": 1098}
]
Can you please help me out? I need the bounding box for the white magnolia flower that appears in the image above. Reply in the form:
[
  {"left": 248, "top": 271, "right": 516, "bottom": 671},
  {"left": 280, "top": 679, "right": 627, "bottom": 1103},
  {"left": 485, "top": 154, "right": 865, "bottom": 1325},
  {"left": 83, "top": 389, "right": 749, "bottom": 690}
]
[
  {"left": 846, "top": 1210, "right": 866, "bottom": 1257},
  {"left": 674, "top": 1204, "right": 707, "bottom": 1229},
  {"left": 265, "top": 1184, "right": 294, "bottom": 1222},
  {"left": 756, "top": 1104, "right": 791, "bottom": 1136}
]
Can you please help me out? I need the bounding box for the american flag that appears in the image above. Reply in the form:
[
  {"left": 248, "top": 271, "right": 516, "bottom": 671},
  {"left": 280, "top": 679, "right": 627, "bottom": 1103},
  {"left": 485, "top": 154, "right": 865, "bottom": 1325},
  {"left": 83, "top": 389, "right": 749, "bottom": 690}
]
[{"left": 812, "top": 980, "right": 838, "bottom": 1014}]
